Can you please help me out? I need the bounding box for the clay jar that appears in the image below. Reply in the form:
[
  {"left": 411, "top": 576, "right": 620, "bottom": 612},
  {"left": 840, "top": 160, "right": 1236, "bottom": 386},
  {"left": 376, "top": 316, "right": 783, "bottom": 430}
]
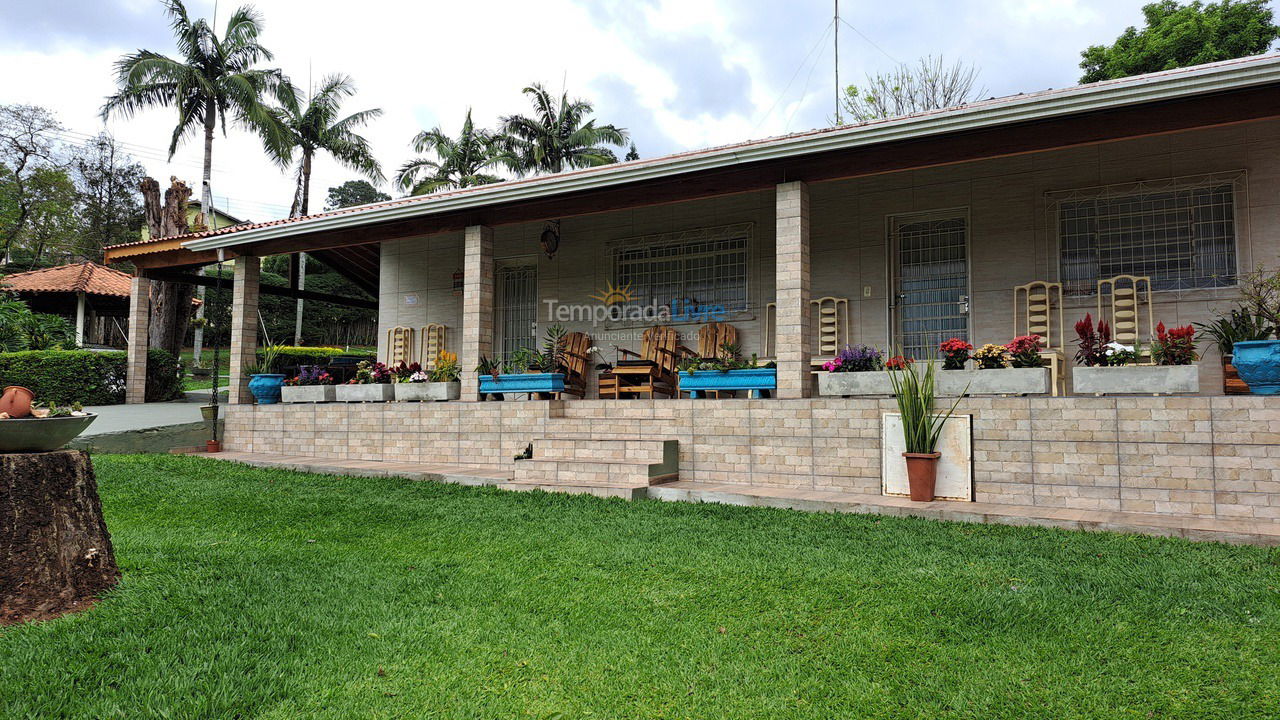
[{"left": 0, "top": 386, "right": 35, "bottom": 418}]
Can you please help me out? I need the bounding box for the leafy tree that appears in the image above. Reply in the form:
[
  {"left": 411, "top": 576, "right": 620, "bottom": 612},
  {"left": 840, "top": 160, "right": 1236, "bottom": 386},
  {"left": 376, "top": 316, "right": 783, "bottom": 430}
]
[
  {"left": 1080, "top": 0, "right": 1280, "bottom": 83},
  {"left": 19, "top": 166, "right": 80, "bottom": 266},
  {"left": 70, "top": 134, "right": 147, "bottom": 259},
  {"left": 624, "top": 143, "right": 640, "bottom": 161},
  {"left": 0, "top": 104, "right": 61, "bottom": 258},
  {"left": 499, "top": 83, "right": 628, "bottom": 175},
  {"left": 0, "top": 295, "right": 75, "bottom": 351},
  {"left": 101, "top": 0, "right": 287, "bottom": 217},
  {"left": 397, "top": 109, "right": 509, "bottom": 194},
  {"left": 837, "top": 56, "right": 984, "bottom": 124},
  {"left": 267, "top": 74, "right": 383, "bottom": 217},
  {"left": 324, "top": 179, "right": 389, "bottom": 210}
]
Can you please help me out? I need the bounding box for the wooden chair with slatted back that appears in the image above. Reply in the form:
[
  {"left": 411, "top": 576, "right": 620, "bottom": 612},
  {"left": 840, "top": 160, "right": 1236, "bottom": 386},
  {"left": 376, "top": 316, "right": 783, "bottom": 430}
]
[
  {"left": 808, "top": 296, "right": 850, "bottom": 373},
  {"left": 559, "top": 331, "right": 592, "bottom": 399},
  {"left": 386, "top": 326, "right": 416, "bottom": 366},
  {"left": 1014, "top": 281, "right": 1066, "bottom": 396},
  {"left": 762, "top": 302, "right": 777, "bottom": 360},
  {"left": 1098, "top": 274, "right": 1154, "bottom": 363},
  {"left": 683, "top": 322, "right": 740, "bottom": 398},
  {"left": 420, "top": 323, "right": 446, "bottom": 370},
  {"left": 598, "top": 325, "right": 687, "bottom": 399}
]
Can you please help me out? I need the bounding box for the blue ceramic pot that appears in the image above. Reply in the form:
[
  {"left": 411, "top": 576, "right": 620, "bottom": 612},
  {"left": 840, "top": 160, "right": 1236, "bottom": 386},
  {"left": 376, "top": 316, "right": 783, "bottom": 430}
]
[
  {"left": 1232, "top": 340, "right": 1280, "bottom": 395},
  {"left": 248, "top": 373, "right": 287, "bottom": 404}
]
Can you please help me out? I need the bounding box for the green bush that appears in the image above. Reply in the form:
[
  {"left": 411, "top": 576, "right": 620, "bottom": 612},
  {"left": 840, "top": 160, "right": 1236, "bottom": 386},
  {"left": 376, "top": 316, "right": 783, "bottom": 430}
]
[
  {"left": 258, "top": 345, "right": 376, "bottom": 370},
  {"left": 0, "top": 348, "right": 183, "bottom": 405}
]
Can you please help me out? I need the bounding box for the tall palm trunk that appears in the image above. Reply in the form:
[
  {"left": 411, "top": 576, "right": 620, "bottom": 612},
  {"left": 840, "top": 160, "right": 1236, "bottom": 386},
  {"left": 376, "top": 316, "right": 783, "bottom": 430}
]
[
  {"left": 291, "top": 149, "right": 313, "bottom": 344},
  {"left": 191, "top": 105, "right": 217, "bottom": 365}
]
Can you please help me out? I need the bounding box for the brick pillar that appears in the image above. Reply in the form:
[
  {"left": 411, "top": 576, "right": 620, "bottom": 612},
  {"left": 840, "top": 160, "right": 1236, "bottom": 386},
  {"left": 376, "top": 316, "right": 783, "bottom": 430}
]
[
  {"left": 124, "top": 275, "right": 150, "bottom": 404},
  {"left": 460, "top": 225, "right": 494, "bottom": 401},
  {"left": 228, "top": 256, "right": 261, "bottom": 405},
  {"left": 775, "top": 181, "right": 811, "bottom": 399}
]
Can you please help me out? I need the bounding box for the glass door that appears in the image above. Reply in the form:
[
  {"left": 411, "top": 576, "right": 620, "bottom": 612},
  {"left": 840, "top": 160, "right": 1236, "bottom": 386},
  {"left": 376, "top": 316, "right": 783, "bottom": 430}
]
[
  {"left": 890, "top": 211, "right": 969, "bottom": 359},
  {"left": 496, "top": 263, "right": 538, "bottom": 360}
]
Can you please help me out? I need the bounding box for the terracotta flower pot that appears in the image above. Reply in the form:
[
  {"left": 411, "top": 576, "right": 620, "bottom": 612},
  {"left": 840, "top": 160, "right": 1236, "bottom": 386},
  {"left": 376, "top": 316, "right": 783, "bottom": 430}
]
[
  {"left": 902, "top": 451, "right": 941, "bottom": 502},
  {"left": 0, "top": 386, "right": 35, "bottom": 419}
]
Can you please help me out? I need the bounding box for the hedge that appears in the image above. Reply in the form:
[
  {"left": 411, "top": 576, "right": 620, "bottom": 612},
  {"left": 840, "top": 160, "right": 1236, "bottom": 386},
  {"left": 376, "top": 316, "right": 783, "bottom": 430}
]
[
  {"left": 0, "top": 348, "right": 183, "bottom": 406},
  {"left": 257, "top": 346, "right": 376, "bottom": 369}
]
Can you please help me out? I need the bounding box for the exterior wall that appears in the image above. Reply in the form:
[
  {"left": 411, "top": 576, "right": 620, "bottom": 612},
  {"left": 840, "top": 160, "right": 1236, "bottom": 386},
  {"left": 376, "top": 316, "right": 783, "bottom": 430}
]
[
  {"left": 376, "top": 119, "right": 1280, "bottom": 394},
  {"left": 222, "top": 395, "right": 1280, "bottom": 522}
]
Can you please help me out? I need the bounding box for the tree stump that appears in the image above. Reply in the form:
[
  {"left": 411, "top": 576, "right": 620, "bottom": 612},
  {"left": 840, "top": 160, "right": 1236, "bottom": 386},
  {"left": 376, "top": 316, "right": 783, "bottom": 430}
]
[{"left": 0, "top": 450, "right": 119, "bottom": 625}]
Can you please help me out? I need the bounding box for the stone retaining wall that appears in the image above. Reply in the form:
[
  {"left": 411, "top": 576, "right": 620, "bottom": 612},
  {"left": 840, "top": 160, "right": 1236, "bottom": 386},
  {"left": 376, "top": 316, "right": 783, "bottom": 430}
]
[{"left": 222, "top": 396, "right": 1280, "bottom": 522}]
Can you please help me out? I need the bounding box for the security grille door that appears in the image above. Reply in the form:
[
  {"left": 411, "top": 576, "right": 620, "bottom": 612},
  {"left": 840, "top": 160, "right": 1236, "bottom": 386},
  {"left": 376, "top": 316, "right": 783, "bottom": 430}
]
[
  {"left": 891, "top": 213, "right": 969, "bottom": 359},
  {"left": 496, "top": 264, "right": 538, "bottom": 360}
]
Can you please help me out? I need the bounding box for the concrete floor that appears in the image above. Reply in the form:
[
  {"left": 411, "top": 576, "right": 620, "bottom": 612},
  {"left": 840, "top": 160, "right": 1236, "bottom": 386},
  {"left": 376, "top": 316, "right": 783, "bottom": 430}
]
[{"left": 81, "top": 400, "right": 218, "bottom": 435}]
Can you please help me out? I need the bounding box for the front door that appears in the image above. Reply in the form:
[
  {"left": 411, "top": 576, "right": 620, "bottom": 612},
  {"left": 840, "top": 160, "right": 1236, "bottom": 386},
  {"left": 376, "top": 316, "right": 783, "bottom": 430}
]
[
  {"left": 496, "top": 262, "right": 538, "bottom": 360},
  {"left": 890, "top": 211, "right": 969, "bottom": 359}
]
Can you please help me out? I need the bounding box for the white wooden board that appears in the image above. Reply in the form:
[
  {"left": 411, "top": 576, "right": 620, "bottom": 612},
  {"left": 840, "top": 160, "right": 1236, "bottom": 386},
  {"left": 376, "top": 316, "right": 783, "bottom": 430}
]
[{"left": 881, "top": 413, "right": 973, "bottom": 501}]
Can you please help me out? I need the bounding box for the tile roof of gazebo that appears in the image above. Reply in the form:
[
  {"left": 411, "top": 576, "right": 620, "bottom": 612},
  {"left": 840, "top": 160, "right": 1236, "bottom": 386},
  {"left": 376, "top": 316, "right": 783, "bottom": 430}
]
[{"left": 1, "top": 262, "right": 132, "bottom": 298}]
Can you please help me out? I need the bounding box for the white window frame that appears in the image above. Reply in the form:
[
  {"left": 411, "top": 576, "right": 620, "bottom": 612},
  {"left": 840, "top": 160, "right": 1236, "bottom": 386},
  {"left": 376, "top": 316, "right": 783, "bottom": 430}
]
[
  {"left": 1048, "top": 171, "right": 1244, "bottom": 296},
  {"left": 608, "top": 222, "right": 752, "bottom": 315}
]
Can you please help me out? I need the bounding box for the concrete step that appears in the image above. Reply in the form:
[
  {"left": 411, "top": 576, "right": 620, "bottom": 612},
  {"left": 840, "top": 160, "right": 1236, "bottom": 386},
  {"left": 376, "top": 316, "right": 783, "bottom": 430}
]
[
  {"left": 511, "top": 459, "right": 676, "bottom": 487},
  {"left": 531, "top": 438, "right": 668, "bottom": 464}
]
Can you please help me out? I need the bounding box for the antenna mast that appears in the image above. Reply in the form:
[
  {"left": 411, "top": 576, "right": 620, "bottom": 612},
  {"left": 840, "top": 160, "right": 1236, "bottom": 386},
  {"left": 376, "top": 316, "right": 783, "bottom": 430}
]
[{"left": 834, "top": 0, "right": 841, "bottom": 124}]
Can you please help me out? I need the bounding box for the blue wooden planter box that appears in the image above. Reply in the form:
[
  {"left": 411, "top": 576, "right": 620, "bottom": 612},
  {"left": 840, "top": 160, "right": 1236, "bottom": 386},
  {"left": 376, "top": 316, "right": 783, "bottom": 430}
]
[
  {"left": 679, "top": 368, "right": 776, "bottom": 398},
  {"left": 478, "top": 373, "right": 565, "bottom": 399}
]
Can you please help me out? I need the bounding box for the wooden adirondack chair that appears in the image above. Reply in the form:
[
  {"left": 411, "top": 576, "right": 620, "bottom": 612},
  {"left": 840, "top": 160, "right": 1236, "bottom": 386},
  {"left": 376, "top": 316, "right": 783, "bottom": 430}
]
[
  {"left": 683, "top": 322, "right": 740, "bottom": 398},
  {"left": 386, "top": 326, "right": 415, "bottom": 365},
  {"left": 559, "top": 331, "right": 592, "bottom": 399},
  {"left": 1013, "top": 281, "right": 1066, "bottom": 396},
  {"left": 420, "top": 323, "right": 446, "bottom": 369},
  {"left": 598, "top": 325, "right": 687, "bottom": 399}
]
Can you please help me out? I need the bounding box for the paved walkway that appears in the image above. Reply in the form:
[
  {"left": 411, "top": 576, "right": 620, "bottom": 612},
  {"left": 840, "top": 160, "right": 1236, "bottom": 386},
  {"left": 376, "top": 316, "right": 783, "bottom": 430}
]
[
  {"left": 83, "top": 400, "right": 215, "bottom": 435},
  {"left": 199, "top": 451, "right": 1280, "bottom": 546}
]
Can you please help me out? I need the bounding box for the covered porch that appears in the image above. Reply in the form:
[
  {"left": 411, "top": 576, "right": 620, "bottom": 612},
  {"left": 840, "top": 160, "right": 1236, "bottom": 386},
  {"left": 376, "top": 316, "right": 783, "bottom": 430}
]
[{"left": 104, "top": 57, "right": 1280, "bottom": 541}]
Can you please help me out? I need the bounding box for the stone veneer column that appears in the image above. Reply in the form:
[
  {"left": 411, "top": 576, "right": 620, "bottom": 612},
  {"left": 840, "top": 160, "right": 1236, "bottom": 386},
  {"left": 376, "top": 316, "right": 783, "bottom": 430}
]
[
  {"left": 228, "top": 256, "right": 261, "bottom": 405},
  {"left": 460, "top": 225, "right": 494, "bottom": 401},
  {"left": 124, "top": 275, "right": 150, "bottom": 404},
  {"left": 775, "top": 180, "right": 812, "bottom": 399}
]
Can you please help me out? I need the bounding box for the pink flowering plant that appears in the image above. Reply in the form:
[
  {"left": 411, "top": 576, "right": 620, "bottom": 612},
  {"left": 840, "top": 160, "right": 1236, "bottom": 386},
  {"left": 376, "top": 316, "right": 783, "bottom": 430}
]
[
  {"left": 351, "top": 360, "right": 392, "bottom": 384},
  {"left": 822, "top": 344, "right": 883, "bottom": 372},
  {"left": 938, "top": 337, "right": 972, "bottom": 370},
  {"left": 1005, "top": 334, "right": 1045, "bottom": 368}
]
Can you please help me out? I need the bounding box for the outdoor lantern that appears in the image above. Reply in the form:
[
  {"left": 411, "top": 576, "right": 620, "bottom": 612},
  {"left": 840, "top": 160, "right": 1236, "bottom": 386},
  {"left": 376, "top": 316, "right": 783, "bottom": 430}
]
[{"left": 540, "top": 220, "right": 561, "bottom": 259}]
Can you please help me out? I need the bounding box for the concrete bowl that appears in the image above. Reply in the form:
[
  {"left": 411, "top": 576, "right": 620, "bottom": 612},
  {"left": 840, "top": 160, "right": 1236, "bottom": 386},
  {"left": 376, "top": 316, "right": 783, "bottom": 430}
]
[{"left": 0, "top": 413, "right": 98, "bottom": 453}]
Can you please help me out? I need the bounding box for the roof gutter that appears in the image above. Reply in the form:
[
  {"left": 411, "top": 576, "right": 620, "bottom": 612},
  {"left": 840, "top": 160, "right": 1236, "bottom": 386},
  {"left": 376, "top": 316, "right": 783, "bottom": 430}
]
[{"left": 184, "top": 56, "right": 1280, "bottom": 252}]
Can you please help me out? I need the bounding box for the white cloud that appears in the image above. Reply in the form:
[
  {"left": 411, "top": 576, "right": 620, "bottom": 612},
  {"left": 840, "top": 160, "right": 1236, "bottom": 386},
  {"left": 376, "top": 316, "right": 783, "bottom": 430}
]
[{"left": 0, "top": 0, "right": 1170, "bottom": 223}]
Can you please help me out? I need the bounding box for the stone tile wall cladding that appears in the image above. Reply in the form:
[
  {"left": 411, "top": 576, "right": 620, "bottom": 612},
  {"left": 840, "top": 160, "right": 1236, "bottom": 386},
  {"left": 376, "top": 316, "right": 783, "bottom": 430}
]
[{"left": 223, "top": 395, "right": 1280, "bottom": 522}]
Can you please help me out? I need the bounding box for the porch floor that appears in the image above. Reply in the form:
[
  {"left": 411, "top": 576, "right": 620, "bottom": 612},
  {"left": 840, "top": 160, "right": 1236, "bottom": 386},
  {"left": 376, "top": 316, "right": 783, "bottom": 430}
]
[{"left": 197, "top": 451, "right": 1280, "bottom": 546}]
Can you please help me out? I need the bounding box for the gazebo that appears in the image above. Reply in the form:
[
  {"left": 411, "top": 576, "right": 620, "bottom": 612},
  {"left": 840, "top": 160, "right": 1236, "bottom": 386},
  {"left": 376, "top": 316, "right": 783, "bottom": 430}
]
[{"left": 2, "top": 262, "right": 136, "bottom": 347}]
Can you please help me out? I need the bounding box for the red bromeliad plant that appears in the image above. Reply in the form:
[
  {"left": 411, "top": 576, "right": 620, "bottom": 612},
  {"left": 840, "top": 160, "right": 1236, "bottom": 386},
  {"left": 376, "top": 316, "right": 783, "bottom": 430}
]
[
  {"left": 938, "top": 337, "right": 973, "bottom": 370},
  {"left": 885, "top": 355, "right": 914, "bottom": 371},
  {"left": 1152, "top": 322, "right": 1198, "bottom": 366},
  {"left": 1005, "top": 334, "right": 1045, "bottom": 368},
  {"left": 1074, "top": 313, "right": 1112, "bottom": 367}
]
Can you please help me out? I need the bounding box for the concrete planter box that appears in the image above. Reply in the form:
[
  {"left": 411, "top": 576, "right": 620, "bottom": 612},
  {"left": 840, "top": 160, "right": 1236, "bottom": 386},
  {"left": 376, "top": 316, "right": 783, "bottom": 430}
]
[
  {"left": 334, "top": 383, "right": 395, "bottom": 402},
  {"left": 817, "top": 371, "right": 898, "bottom": 396},
  {"left": 394, "top": 381, "right": 461, "bottom": 402},
  {"left": 679, "top": 368, "right": 776, "bottom": 398},
  {"left": 1072, "top": 365, "right": 1200, "bottom": 395},
  {"left": 281, "top": 385, "right": 336, "bottom": 403},
  {"left": 934, "top": 367, "right": 1049, "bottom": 396}
]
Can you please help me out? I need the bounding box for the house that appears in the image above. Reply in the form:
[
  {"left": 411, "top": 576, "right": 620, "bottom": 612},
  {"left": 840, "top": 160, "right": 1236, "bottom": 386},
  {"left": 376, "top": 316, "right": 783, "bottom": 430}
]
[
  {"left": 105, "top": 55, "right": 1280, "bottom": 543},
  {"left": 3, "top": 261, "right": 142, "bottom": 347}
]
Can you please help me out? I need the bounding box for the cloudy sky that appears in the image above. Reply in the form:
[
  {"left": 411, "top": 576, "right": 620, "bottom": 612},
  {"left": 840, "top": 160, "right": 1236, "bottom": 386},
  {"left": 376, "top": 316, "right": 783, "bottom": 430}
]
[{"left": 0, "top": 0, "right": 1207, "bottom": 222}]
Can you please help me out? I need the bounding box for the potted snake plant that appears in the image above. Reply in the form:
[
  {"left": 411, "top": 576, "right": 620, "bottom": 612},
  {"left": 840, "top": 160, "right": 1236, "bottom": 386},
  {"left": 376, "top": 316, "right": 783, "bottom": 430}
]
[{"left": 886, "top": 355, "right": 965, "bottom": 502}]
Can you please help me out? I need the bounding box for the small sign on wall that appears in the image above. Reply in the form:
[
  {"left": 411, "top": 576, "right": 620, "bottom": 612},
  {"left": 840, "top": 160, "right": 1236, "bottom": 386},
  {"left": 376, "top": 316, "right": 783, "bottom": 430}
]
[
  {"left": 402, "top": 294, "right": 419, "bottom": 306},
  {"left": 881, "top": 413, "right": 973, "bottom": 501}
]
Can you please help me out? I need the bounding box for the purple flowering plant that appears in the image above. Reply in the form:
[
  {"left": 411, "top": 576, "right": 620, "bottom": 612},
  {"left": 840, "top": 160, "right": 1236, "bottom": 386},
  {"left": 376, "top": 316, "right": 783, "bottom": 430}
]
[{"left": 822, "top": 344, "right": 883, "bottom": 372}]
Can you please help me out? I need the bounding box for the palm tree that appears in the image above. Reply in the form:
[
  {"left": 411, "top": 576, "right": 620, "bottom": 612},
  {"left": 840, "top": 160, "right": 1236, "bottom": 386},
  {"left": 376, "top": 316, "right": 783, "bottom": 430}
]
[
  {"left": 396, "top": 110, "right": 509, "bottom": 195},
  {"left": 269, "top": 75, "right": 383, "bottom": 217},
  {"left": 499, "top": 83, "right": 628, "bottom": 176},
  {"left": 101, "top": 0, "right": 287, "bottom": 219}
]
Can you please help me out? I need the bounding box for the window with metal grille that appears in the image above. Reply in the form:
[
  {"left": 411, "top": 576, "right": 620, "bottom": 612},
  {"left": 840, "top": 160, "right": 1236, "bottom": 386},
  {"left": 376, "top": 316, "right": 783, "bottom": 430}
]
[
  {"left": 496, "top": 264, "right": 537, "bottom": 359},
  {"left": 612, "top": 223, "right": 750, "bottom": 313},
  {"left": 1053, "top": 174, "right": 1239, "bottom": 295}
]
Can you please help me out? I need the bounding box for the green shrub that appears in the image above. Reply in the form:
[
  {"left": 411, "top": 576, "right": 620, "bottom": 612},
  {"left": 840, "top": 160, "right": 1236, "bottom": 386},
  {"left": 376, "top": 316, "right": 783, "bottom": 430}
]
[
  {"left": 0, "top": 348, "right": 183, "bottom": 405},
  {"left": 258, "top": 345, "right": 375, "bottom": 369}
]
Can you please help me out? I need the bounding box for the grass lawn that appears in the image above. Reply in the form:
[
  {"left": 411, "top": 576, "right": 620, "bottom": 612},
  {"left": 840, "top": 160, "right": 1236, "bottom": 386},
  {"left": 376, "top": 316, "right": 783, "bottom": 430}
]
[{"left": 2, "top": 456, "right": 1277, "bottom": 718}]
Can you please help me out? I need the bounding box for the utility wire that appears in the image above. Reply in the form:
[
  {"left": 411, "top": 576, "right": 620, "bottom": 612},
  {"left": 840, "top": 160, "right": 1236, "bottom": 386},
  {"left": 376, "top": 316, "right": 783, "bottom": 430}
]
[
  {"left": 840, "top": 17, "right": 902, "bottom": 65},
  {"left": 785, "top": 28, "right": 832, "bottom": 132},
  {"left": 753, "top": 19, "right": 835, "bottom": 134}
]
